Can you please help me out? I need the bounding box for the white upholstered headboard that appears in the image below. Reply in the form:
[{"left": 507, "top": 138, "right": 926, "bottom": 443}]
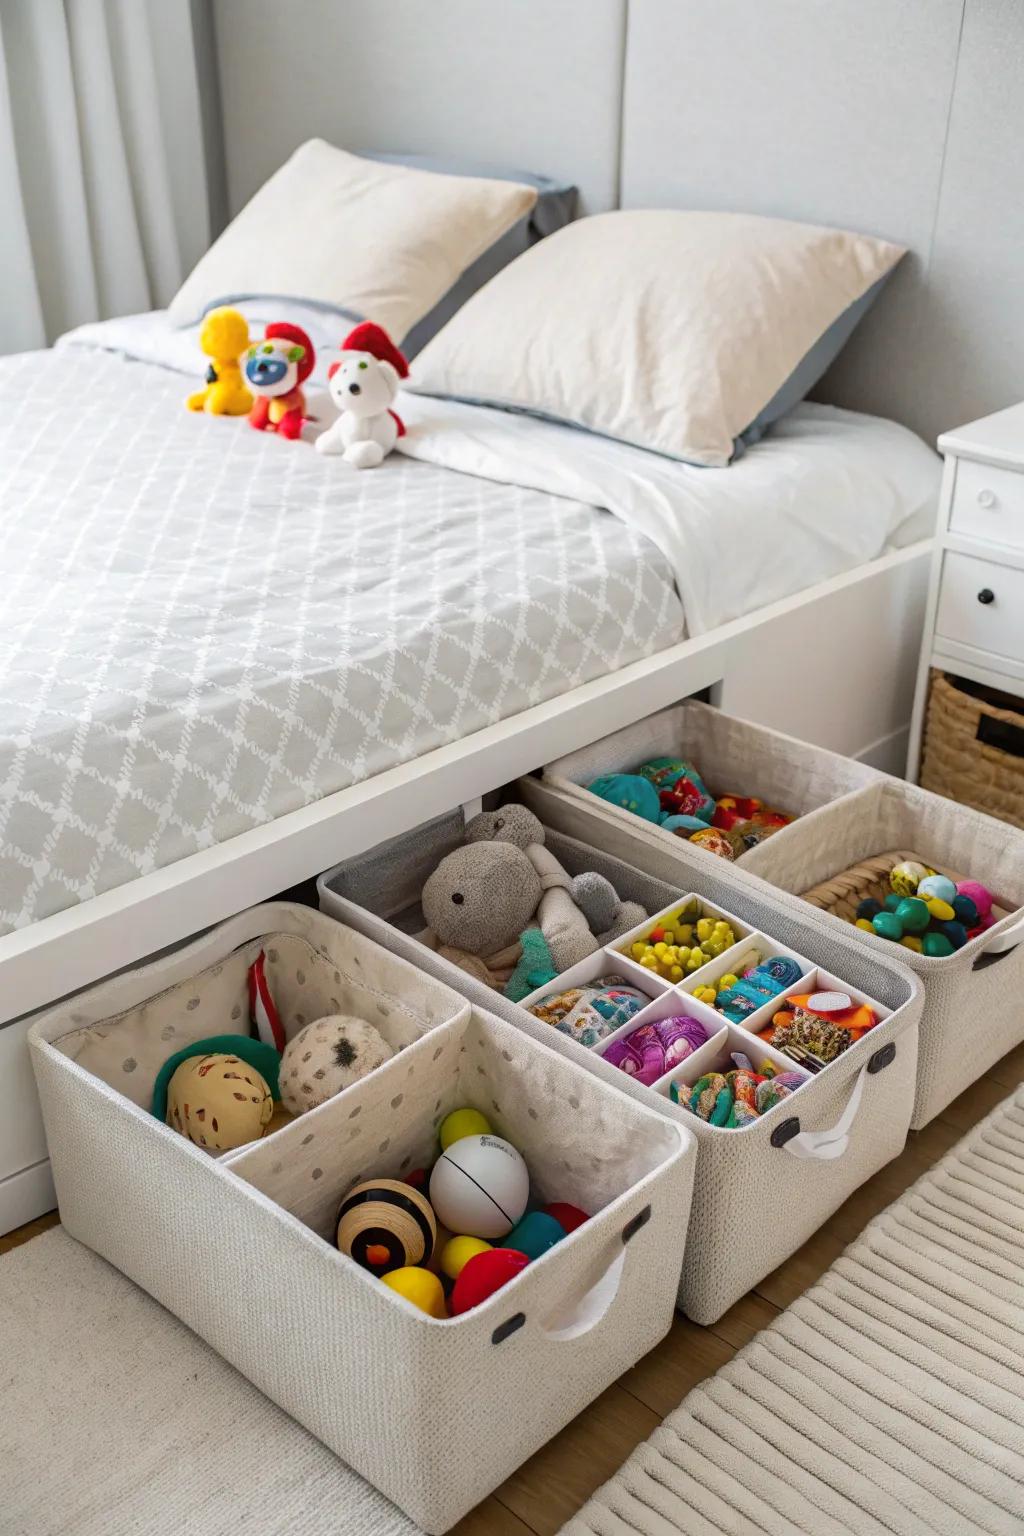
[
  {"left": 211, "top": 0, "right": 1022, "bottom": 447},
  {"left": 212, "top": 0, "right": 626, "bottom": 215}
]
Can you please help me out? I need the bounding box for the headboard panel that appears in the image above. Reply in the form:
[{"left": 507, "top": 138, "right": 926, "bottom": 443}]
[
  {"left": 620, "top": 0, "right": 1022, "bottom": 445},
  {"left": 212, "top": 0, "right": 626, "bottom": 216}
]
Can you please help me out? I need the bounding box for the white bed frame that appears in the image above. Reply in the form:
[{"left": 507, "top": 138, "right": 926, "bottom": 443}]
[{"left": 4, "top": 0, "right": 1017, "bottom": 1231}]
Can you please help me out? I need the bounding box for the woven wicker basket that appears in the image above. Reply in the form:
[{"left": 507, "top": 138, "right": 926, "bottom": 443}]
[
  {"left": 920, "top": 670, "right": 1024, "bottom": 830},
  {"left": 802, "top": 847, "right": 1009, "bottom": 929}
]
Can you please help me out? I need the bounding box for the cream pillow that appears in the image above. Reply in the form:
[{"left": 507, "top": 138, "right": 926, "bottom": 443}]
[
  {"left": 410, "top": 209, "right": 905, "bottom": 466},
  {"left": 168, "top": 139, "right": 538, "bottom": 342}
]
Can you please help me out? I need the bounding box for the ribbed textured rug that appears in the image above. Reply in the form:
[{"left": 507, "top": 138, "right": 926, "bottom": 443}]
[{"left": 565, "top": 1084, "right": 1024, "bottom": 1536}]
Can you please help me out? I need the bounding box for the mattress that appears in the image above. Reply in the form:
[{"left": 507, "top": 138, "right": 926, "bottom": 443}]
[{"left": 0, "top": 316, "right": 940, "bottom": 935}]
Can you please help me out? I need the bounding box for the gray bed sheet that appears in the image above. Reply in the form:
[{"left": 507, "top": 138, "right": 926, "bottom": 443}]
[{"left": 0, "top": 349, "right": 683, "bottom": 935}]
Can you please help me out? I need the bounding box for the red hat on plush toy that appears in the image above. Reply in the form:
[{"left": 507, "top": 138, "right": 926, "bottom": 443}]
[
  {"left": 264, "top": 322, "right": 316, "bottom": 385},
  {"left": 330, "top": 321, "right": 409, "bottom": 381}
]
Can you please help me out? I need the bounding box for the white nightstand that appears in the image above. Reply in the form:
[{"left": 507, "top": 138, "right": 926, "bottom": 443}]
[{"left": 907, "top": 402, "right": 1024, "bottom": 781}]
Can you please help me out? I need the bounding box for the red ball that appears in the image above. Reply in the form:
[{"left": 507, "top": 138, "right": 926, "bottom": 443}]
[
  {"left": 449, "top": 1248, "right": 529, "bottom": 1316},
  {"left": 543, "top": 1202, "right": 589, "bottom": 1234}
]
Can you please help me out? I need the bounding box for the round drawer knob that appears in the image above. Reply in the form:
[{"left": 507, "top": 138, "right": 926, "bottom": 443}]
[
  {"left": 977, "top": 489, "right": 998, "bottom": 509},
  {"left": 978, "top": 588, "right": 996, "bottom": 605}
]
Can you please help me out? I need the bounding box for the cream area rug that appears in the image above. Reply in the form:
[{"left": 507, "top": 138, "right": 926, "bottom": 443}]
[
  {"left": 566, "top": 1084, "right": 1024, "bottom": 1535},
  {"left": 1, "top": 1228, "right": 415, "bottom": 1536}
]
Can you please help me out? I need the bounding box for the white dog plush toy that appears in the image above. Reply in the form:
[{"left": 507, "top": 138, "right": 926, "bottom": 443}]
[{"left": 315, "top": 322, "right": 409, "bottom": 468}]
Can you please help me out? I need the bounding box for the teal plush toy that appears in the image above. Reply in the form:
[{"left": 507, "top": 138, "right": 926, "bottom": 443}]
[{"left": 588, "top": 773, "right": 662, "bottom": 823}]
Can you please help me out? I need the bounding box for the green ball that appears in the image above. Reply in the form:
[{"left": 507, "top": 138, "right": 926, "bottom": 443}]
[
  {"left": 922, "top": 931, "right": 954, "bottom": 958},
  {"left": 894, "top": 897, "right": 930, "bottom": 934},
  {"left": 883, "top": 893, "right": 903, "bottom": 913},
  {"left": 856, "top": 897, "right": 882, "bottom": 921},
  {"left": 872, "top": 911, "right": 904, "bottom": 942},
  {"left": 439, "top": 1107, "right": 492, "bottom": 1151},
  {"left": 952, "top": 893, "right": 978, "bottom": 926}
]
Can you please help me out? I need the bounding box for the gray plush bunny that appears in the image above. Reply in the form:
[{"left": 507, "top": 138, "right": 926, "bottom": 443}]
[{"left": 421, "top": 805, "right": 646, "bottom": 980}]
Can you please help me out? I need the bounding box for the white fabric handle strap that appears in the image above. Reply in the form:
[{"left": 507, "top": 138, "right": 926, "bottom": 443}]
[
  {"left": 774, "top": 1038, "right": 898, "bottom": 1161},
  {"left": 975, "top": 911, "right": 1024, "bottom": 969},
  {"left": 490, "top": 1204, "right": 650, "bottom": 1346}
]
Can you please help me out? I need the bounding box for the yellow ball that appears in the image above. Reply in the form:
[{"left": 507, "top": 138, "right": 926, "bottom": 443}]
[
  {"left": 719, "top": 973, "right": 738, "bottom": 991},
  {"left": 439, "top": 1108, "right": 491, "bottom": 1151},
  {"left": 855, "top": 918, "right": 875, "bottom": 932},
  {"left": 439, "top": 1234, "right": 492, "bottom": 1281},
  {"left": 900, "top": 935, "right": 923, "bottom": 952},
  {"left": 381, "top": 1266, "right": 447, "bottom": 1318},
  {"left": 925, "top": 897, "right": 955, "bottom": 922}
]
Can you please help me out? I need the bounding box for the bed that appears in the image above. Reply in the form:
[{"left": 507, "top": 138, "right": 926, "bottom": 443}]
[{"left": 4, "top": 0, "right": 1014, "bottom": 1232}]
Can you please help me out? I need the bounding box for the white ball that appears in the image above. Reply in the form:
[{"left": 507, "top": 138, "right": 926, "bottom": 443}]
[
  {"left": 279, "top": 1014, "right": 392, "bottom": 1115},
  {"left": 429, "top": 1133, "right": 529, "bottom": 1239}
]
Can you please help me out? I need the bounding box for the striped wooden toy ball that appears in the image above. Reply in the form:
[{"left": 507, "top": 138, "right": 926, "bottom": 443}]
[{"left": 336, "top": 1179, "right": 436, "bottom": 1276}]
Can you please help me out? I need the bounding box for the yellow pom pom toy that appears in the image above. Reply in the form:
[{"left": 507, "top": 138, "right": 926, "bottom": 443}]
[{"left": 626, "top": 908, "right": 738, "bottom": 978}]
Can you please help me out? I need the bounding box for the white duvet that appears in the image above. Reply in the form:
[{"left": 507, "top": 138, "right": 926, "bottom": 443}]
[{"left": 63, "top": 306, "right": 942, "bottom": 635}]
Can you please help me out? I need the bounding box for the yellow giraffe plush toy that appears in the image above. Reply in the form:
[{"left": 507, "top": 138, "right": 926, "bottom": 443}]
[{"left": 187, "top": 307, "right": 253, "bottom": 415}]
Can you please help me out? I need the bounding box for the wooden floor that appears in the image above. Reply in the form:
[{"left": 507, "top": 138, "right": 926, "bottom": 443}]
[{"left": 4, "top": 1043, "right": 1021, "bottom": 1536}]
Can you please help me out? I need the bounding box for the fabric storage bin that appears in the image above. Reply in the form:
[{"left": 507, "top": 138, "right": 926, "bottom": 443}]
[
  {"left": 525, "top": 773, "right": 1023, "bottom": 1133},
  {"left": 28, "top": 901, "right": 695, "bottom": 1533},
  {"left": 920, "top": 669, "right": 1024, "bottom": 829},
  {"left": 320, "top": 813, "right": 922, "bottom": 1324},
  {"left": 540, "top": 697, "right": 882, "bottom": 879}
]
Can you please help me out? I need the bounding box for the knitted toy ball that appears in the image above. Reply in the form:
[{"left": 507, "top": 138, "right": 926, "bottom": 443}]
[
  {"left": 165, "top": 1053, "right": 273, "bottom": 1150},
  {"left": 280, "top": 1015, "right": 393, "bottom": 1115},
  {"left": 336, "top": 1178, "right": 437, "bottom": 1276}
]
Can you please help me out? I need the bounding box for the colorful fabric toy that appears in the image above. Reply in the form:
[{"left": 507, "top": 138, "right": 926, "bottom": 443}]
[
  {"left": 714, "top": 955, "right": 804, "bottom": 1022},
  {"left": 186, "top": 307, "right": 253, "bottom": 416},
  {"left": 315, "top": 322, "right": 409, "bottom": 468},
  {"left": 604, "top": 1014, "right": 710, "bottom": 1085},
  {"left": 526, "top": 974, "right": 650, "bottom": 1046},
  {"left": 246, "top": 322, "right": 316, "bottom": 440},
  {"left": 673, "top": 1064, "right": 805, "bottom": 1126},
  {"left": 588, "top": 757, "right": 793, "bottom": 862}
]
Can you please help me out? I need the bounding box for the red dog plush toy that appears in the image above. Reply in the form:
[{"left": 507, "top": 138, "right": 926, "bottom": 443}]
[{"left": 245, "top": 323, "right": 315, "bottom": 440}]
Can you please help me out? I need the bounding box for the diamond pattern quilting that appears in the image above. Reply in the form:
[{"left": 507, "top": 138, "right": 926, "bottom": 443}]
[{"left": 0, "top": 350, "right": 682, "bottom": 934}]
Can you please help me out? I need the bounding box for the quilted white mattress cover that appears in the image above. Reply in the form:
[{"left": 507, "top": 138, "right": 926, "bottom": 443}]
[{"left": 0, "top": 345, "right": 681, "bottom": 935}]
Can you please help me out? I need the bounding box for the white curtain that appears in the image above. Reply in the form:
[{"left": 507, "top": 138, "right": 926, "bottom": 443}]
[{"left": 0, "top": 0, "right": 212, "bottom": 353}]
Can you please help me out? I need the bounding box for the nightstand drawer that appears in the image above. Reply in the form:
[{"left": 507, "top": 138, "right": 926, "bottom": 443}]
[
  {"left": 935, "top": 551, "right": 1024, "bottom": 661},
  {"left": 950, "top": 459, "right": 1024, "bottom": 551}
]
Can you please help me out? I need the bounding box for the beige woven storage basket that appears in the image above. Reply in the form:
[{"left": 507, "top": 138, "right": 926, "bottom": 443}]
[
  {"left": 921, "top": 670, "right": 1024, "bottom": 829},
  {"left": 28, "top": 902, "right": 694, "bottom": 1533},
  {"left": 320, "top": 816, "right": 923, "bottom": 1326},
  {"left": 540, "top": 697, "right": 882, "bottom": 879}
]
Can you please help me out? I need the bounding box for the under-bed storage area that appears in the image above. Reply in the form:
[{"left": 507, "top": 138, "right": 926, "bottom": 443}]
[
  {"left": 320, "top": 813, "right": 922, "bottom": 1324},
  {"left": 28, "top": 903, "right": 694, "bottom": 1533}
]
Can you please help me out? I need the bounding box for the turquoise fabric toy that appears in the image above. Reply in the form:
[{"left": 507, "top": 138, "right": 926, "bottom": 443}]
[
  {"left": 589, "top": 759, "right": 715, "bottom": 831},
  {"left": 588, "top": 773, "right": 662, "bottom": 823},
  {"left": 505, "top": 928, "right": 558, "bottom": 1003}
]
